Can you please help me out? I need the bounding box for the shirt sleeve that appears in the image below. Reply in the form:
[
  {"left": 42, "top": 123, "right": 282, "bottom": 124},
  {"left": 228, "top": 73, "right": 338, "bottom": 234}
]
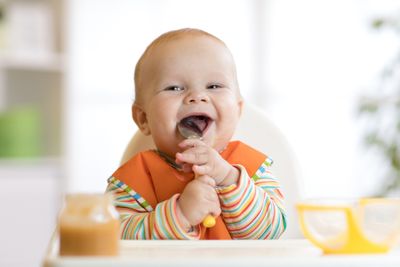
[
  {"left": 215, "top": 159, "right": 287, "bottom": 239},
  {"left": 106, "top": 177, "right": 200, "bottom": 240}
]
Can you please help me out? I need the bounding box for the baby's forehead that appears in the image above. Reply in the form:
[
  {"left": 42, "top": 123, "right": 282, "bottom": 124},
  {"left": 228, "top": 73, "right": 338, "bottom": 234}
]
[
  {"left": 150, "top": 29, "right": 225, "bottom": 49},
  {"left": 145, "top": 37, "right": 236, "bottom": 76},
  {"left": 148, "top": 34, "right": 227, "bottom": 58},
  {"left": 138, "top": 35, "right": 235, "bottom": 77}
]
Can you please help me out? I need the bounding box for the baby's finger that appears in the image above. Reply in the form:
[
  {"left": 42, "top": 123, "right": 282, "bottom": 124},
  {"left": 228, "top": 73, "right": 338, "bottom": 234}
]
[
  {"left": 176, "top": 150, "right": 208, "bottom": 165},
  {"left": 180, "top": 163, "right": 192, "bottom": 173},
  {"left": 193, "top": 164, "right": 212, "bottom": 176},
  {"left": 209, "top": 204, "right": 221, "bottom": 218},
  {"left": 196, "top": 175, "right": 216, "bottom": 187},
  {"left": 179, "top": 144, "right": 208, "bottom": 155},
  {"left": 178, "top": 139, "right": 206, "bottom": 149}
]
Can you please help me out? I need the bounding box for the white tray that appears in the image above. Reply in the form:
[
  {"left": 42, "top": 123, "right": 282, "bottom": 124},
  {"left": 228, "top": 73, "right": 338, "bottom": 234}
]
[{"left": 43, "top": 234, "right": 400, "bottom": 267}]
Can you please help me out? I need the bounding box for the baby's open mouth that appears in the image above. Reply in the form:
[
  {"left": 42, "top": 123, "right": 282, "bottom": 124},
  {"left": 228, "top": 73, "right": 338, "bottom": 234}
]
[{"left": 178, "top": 115, "right": 212, "bottom": 138}]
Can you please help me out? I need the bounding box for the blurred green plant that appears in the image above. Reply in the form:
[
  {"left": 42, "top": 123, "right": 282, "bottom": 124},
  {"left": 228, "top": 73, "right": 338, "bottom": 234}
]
[{"left": 359, "top": 14, "right": 400, "bottom": 196}]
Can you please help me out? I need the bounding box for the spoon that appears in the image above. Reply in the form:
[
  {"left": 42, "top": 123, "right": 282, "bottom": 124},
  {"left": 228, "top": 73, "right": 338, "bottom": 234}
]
[{"left": 178, "top": 122, "right": 216, "bottom": 228}]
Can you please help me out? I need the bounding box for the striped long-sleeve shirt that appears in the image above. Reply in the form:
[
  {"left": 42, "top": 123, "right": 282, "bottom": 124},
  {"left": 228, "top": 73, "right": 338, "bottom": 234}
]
[{"left": 106, "top": 158, "right": 286, "bottom": 240}]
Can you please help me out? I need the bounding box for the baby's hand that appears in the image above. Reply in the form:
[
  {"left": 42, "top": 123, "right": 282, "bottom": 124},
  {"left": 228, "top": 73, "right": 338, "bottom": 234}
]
[
  {"left": 177, "top": 175, "right": 220, "bottom": 228},
  {"left": 176, "top": 139, "right": 240, "bottom": 186}
]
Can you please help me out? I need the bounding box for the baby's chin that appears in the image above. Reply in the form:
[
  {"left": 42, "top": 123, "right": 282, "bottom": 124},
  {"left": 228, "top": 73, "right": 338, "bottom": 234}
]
[
  {"left": 213, "top": 142, "right": 231, "bottom": 154},
  {"left": 204, "top": 124, "right": 236, "bottom": 148},
  {"left": 205, "top": 136, "right": 231, "bottom": 153}
]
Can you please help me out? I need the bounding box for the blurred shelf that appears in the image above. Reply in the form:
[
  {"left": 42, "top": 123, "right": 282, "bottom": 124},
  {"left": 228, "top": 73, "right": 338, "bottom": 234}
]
[
  {"left": 0, "top": 52, "right": 65, "bottom": 72},
  {"left": 0, "top": 157, "right": 62, "bottom": 179}
]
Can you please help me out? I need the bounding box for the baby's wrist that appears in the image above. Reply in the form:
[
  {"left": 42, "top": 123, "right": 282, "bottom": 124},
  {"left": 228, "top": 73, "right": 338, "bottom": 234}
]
[
  {"left": 176, "top": 198, "right": 193, "bottom": 232},
  {"left": 218, "top": 165, "right": 240, "bottom": 187}
]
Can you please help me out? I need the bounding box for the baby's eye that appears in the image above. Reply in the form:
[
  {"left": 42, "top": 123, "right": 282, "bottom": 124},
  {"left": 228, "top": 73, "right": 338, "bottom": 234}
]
[
  {"left": 164, "top": 85, "right": 184, "bottom": 91},
  {"left": 207, "top": 84, "right": 222, "bottom": 89}
]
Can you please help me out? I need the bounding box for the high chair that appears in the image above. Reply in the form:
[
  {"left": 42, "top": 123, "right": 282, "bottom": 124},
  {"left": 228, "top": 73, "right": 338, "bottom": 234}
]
[{"left": 120, "top": 104, "right": 303, "bottom": 238}]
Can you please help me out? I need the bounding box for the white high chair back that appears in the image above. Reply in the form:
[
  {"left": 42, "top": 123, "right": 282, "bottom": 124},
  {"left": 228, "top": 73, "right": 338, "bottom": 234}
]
[{"left": 120, "top": 104, "right": 303, "bottom": 238}]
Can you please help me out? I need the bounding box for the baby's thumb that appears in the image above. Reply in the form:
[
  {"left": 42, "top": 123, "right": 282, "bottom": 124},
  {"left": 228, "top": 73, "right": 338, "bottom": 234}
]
[
  {"left": 196, "top": 175, "right": 216, "bottom": 187},
  {"left": 210, "top": 205, "right": 221, "bottom": 218}
]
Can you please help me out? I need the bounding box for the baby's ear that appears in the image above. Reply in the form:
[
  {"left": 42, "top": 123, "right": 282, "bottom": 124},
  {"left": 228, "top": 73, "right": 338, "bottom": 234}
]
[
  {"left": 237, "top": 97, "right": 244, "bottom": 117},
  {"left": 132, "top": 103, "right": 151, "bottom": 135}
]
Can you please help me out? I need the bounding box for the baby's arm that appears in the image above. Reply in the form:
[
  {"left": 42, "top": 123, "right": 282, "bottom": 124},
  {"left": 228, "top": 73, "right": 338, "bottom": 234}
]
[
  {"left": 106, "top": 177, "right": 215, "bottom": 239},
  {"left": 217, "top": 161, "right": 286, "bottom": 239}
]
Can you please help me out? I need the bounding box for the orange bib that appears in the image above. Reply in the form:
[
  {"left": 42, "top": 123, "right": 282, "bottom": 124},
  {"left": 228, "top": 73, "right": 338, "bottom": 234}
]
[{"left": 113, "top": 141, "right": 266, "bottom": 239}]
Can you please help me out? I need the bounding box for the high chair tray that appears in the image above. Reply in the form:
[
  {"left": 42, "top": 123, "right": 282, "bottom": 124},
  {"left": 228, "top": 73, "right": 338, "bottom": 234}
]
[{"left": 43, "top": 234, "right": 400, "bottom": 267}]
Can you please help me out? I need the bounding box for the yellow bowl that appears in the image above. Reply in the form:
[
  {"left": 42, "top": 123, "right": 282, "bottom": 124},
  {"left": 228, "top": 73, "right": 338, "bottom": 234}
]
[{"left": 297, "top": 198, "right": 400, "bottom": 254}]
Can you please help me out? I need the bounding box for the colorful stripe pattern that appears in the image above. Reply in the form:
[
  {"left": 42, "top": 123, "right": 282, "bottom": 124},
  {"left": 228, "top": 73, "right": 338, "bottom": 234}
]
[
  {"left": 106, "top": 180, "right": 200, "bottom": 239},
  {"left": 216, "top": 161, "right": 286, "bottom": 239},
  {"left": 108, "top": 176, "right": 153, "bottom": 212},
  {"left": 106, "top": 157, "right": 286, "bottom": 239}
]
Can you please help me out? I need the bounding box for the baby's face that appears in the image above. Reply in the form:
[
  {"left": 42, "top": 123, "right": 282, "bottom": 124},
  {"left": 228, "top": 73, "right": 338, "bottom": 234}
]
[{"left": 134, "top": 35, "right": 242, "bottom": 157}]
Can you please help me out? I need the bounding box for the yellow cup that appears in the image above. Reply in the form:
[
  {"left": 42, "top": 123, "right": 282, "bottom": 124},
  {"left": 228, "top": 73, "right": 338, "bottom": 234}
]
[{"left": 297, "top": 198, "right": 400, "bottom": 254}]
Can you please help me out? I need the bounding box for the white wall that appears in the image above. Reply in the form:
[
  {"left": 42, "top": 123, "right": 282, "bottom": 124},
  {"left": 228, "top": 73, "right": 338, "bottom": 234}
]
[{"left": 264, "top": 0, "right": 400, "bottom": 197}]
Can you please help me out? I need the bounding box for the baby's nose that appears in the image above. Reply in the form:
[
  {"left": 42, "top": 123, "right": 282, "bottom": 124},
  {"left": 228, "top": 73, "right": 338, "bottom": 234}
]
[{"left": 184, "top": 90, "right": 210, "bottom": 104}]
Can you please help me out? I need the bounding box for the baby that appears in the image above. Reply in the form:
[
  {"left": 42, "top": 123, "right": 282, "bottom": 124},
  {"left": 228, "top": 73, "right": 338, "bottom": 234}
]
[{"left": 106, "top": 28, "right": 286, "bottom": 239}]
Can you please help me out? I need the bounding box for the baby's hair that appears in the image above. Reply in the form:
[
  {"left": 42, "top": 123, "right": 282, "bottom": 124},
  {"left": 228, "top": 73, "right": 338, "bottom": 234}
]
[{"left": 134, "top": 28, "right": 227, "bottom": 103}]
